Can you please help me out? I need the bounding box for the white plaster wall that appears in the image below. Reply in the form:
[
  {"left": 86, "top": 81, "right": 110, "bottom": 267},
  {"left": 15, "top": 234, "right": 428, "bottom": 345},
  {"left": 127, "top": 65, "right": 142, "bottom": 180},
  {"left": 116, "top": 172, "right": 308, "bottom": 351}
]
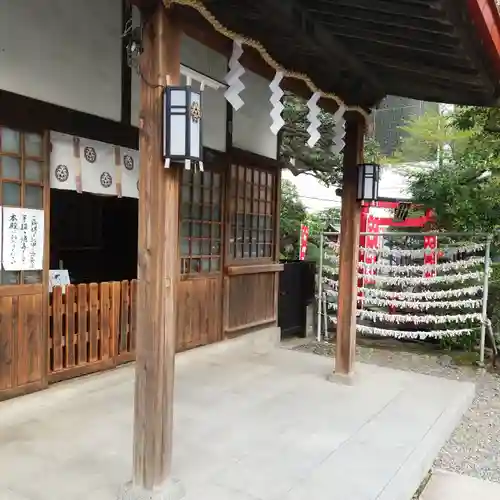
[
  {"left": 131, "top": 34, "right": 228, "bottom": 152},
  {"left": 232, "top": 70, "right": 278, "bottom": 159},
  {"left": 0, "top": 0, "right": 122, "bottom": 121}
]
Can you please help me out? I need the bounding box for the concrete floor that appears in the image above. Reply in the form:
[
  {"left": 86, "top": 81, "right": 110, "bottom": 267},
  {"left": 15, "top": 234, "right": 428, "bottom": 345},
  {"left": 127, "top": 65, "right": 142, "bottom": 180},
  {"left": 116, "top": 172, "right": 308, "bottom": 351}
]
[{"left": 0, "top": 330, "right": 475, "bottom": 500}]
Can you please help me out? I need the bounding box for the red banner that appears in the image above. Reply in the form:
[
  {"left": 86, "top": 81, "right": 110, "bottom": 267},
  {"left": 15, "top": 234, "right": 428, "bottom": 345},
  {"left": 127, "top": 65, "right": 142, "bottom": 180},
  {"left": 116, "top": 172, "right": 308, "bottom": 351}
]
[
  {"left": 424, "top": 235, "right": 438, "bottom": 278},
  {"left": 299, "top": 224, "right": 309, "bottom": 260},
  {"left": 362, "top": 215, "right": 380, "bottom": 285}
]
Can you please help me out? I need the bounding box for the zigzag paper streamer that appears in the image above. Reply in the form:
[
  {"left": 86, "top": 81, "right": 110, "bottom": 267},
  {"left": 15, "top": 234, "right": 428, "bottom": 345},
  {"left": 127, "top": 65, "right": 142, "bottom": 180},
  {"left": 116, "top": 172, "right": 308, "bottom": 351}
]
[
  {"left": 269, "top": 71, "right": 284, "bottom": 135},
  {"left": 306, "top": 92, "right": 321, "bottom": 147},
  {"left": 224, "top": 40, "right": 245, "bottom": 110},
  {"left": 331, "top": 104, "right": 346, "bottom": 154}
]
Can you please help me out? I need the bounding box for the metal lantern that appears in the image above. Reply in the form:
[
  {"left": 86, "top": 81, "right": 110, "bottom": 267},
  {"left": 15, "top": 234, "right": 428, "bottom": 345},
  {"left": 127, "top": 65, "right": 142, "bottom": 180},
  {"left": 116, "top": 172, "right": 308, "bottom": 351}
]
[
  {"left": 357, "top": 163, "right": 380, "bottom": 201},
  {"left": 162, "top": 85, "right": 203, "bottom": 169}
]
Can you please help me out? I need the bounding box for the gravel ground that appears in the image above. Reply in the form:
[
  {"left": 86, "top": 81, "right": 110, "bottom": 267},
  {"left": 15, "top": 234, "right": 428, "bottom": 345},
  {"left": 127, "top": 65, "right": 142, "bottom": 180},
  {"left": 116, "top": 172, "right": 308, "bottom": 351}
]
[{"left": 294, "top": 340, "right": 500, "bottom": 484}]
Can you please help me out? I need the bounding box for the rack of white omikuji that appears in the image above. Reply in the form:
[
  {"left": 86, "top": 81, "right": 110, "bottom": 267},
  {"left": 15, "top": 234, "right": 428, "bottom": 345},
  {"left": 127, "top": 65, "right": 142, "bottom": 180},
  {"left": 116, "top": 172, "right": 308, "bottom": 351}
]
[{"left": 316, "top": 231, "right": 492, "bottom": 365}]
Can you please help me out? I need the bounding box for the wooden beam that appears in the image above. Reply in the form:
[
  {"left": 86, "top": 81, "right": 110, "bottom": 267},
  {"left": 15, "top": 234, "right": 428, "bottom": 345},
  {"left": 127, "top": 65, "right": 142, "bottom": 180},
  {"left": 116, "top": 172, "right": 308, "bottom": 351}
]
[
  {"left": 441, "top": 0, "right": 497, "bottom": 96},
  {"left": 311, "top": 0, "right": 445, "bottom": 21},
  {"left": 0, "top": 89, "right": 138, "bottom": 149},
  {"left": 122, "top": 1, "right": 182, "bottom": 498},
  {"left": 314, "top": 10, "right": 453, "bottom": 35},
  {"left": 262, "top": 0, "right": 384, "bottom": 99},
  {"left": 335, "top": 116, "right": 364, "bottom": 377}
]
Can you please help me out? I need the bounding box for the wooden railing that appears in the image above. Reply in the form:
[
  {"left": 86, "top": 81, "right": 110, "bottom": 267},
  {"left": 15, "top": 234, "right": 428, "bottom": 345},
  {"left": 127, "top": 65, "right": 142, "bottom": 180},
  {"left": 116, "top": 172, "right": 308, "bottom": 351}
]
[{"left": 48, "top": 280, "right": 138, "bottom": 381}]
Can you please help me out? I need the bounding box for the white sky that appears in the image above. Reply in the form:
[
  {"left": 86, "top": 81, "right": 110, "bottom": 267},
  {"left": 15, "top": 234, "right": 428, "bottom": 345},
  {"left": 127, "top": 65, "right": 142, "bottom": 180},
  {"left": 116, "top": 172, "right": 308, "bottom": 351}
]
[{"left": 283, "top": 165, "right": 410, "bottom": 213}]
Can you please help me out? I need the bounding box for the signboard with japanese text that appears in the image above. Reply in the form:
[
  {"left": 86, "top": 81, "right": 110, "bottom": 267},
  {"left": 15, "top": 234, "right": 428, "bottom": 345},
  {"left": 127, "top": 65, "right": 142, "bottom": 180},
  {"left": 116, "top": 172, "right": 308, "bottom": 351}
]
[{"left": 2, "top": 207, "right": 44, "bottom": 271}]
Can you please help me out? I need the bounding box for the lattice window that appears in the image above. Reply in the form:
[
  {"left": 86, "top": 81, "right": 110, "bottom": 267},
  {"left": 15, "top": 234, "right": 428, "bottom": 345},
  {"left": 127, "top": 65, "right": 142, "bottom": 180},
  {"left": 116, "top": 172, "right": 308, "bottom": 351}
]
[
  {"left": 229, "top": 165, "right": 275, "bottom": 260},
  {"left": 0, "top": 127, "right": 45, "bottom": 285},
  {"left": 180, "top": 169, "right": 222, "bottom": 274}
]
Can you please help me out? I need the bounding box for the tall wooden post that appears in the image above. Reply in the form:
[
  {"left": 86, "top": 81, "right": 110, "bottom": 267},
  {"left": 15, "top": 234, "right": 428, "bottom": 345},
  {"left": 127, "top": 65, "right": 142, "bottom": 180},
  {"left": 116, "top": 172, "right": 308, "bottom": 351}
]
[
  {"left": 121, "top": 2, "right": 183, "bottom": 499},
  {"left": 335, "top": 116, "right": 365, "bottom": 377}
]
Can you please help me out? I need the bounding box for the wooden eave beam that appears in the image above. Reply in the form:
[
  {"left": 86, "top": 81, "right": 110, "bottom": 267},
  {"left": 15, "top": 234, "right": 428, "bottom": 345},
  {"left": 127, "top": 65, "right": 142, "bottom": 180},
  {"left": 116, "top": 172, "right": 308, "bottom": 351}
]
[
  {"left": 321, "top": 23, "right": 459, "bottom": 55},
  {"left": 439, "top": 0, "right": 498, "bottom": 98},
  {"left": 312, "top": 10, "right": 455, "bottom": 35},
  {"left": 324, "top": 30, "right": 465, "bottom": 61},
  {"left": 311, "top": 0, "right": 447, "bottom": 22},
  {"left": 321, "top": 17, "right": 457, "bottom": 45},
  {"left": 260, "top": 0, "right": 384, "bottom": 103},
  {"left": 358, "top": 54, "right": 484, "bottom": 87}
]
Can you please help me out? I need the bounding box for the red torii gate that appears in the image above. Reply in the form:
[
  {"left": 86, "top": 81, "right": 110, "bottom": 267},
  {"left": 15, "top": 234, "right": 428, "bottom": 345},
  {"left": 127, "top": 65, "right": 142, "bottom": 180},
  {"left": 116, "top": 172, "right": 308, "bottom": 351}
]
[{"left": 358, "top": 199, "right": 437, "bottom": 311}]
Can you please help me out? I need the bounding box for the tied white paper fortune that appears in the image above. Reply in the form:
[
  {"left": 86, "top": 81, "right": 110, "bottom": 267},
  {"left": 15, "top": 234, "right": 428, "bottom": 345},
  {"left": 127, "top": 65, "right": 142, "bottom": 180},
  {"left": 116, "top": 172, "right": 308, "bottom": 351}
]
[
  {"left": 356, "top": 242, "right": 486, "bottom": 257},
  {"left": 362, "top": 297, "right": 482, "bottom": 311},
  {"left": 306, "top": 92, "right": 321, "bottom": 147},
  {"left": 326, "top": 301, "right": 482, "bottom": 323},
  {"left": 269, "top": 71, "right": 285, "bottom": 135},
  {"left": 331, "top": 104, "right": 346, "bottom": 154},
  {"left": 357, "top": 270, "right": 486, "bottom": 286},
  {"left": 330, "top": 318, "right": 477, "bottom": 340},
  {"left": 325, "top": 290, "right": 481, "bottom": 311},
  {"left": 360, "top": 309, "right": 481, "bottom": 324},
  {"left": 224, "top": 40, "right": 245, "bottom": 110},
  {"left": 357, "top": 285, "right": 482, "bottom": 300},
  {"left": 358, "top": 256, "right": 485, "bottom": 275}
]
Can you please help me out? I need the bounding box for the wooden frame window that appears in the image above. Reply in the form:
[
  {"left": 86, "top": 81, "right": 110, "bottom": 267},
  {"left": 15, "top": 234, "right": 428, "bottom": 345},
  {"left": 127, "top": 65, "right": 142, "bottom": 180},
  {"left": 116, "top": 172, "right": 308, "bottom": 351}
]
[
  {"left": 180, "top": 169, "right": 222, "bottom": 275},
  {"left": 229, "top": 165, "right": 275, "bottom": 260},
  {"left": 0, "top": 127, "right": 45, "bottom": 285}
]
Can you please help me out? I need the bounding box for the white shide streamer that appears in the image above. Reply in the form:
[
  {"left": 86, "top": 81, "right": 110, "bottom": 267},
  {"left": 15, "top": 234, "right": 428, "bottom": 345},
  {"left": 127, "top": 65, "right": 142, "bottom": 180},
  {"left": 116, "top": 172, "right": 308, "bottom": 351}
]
[
  {"left": 224, "top": 40, "right": 245, "bottom": 110},
  {"left": 331, "top": 104, "right": 346, "bottom": 154},
  {"left": 269, "top": 71, "right": 285, "bottom": 134},
  {"left": 359, "top": 256, "right": 485, "bottom": 275},
  {"left": 306, "top": 92, "right": 321, "bottom": 147}
]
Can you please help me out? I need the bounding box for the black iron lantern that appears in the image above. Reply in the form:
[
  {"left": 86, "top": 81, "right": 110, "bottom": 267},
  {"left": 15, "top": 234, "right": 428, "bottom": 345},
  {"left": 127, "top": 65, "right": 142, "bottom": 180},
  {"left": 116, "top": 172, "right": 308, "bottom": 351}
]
[
  {"left": 162, "top": 85, "right": 203, "bottom": 169},
  {"left": 357, "top": 163, "right": 380, "bottom": 201}
]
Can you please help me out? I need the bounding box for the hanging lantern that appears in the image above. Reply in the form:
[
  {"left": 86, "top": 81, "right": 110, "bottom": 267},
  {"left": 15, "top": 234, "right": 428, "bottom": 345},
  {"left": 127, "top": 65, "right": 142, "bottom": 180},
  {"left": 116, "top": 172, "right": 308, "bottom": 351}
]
[
  {"left": 357, "top": 163, "right": 380, "bottom": 201},
  {"left": 162, "top": 85, "right": 203, "bottom": 170}
]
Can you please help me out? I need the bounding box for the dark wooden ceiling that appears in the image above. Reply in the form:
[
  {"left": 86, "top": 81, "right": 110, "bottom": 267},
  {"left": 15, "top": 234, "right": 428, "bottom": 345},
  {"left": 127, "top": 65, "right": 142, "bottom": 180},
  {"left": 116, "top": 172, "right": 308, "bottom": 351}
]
[{"left": 199, "top": 0, "right": 500, "bottom": 109}]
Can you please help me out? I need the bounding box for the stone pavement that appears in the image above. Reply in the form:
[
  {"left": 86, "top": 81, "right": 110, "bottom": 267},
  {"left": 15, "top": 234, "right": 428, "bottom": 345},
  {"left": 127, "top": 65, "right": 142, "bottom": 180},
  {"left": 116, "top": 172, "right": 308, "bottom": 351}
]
[
  {"left": 421, "top": 470, "right": 500, "bottom": 500},
  {"left": 0, "top": 330, "right": 475, "bottom": 500}
]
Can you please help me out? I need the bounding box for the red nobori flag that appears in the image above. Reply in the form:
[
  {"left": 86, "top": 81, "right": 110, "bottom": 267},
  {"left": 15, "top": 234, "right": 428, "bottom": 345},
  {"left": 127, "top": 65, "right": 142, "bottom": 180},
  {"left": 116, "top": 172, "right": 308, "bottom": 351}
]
[{"left": 299, "top": 224, "right": 309, "bottom": 260}]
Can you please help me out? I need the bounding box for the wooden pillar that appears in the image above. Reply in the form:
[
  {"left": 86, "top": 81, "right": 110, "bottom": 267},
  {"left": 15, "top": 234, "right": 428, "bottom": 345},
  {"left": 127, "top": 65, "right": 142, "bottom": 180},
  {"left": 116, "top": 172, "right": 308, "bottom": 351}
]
[
  {"left": 335, "top": 116, "right": 365, "bottom": 376},
  {"left": 122, "top": 2, "right": 182, "bottom": 498}
]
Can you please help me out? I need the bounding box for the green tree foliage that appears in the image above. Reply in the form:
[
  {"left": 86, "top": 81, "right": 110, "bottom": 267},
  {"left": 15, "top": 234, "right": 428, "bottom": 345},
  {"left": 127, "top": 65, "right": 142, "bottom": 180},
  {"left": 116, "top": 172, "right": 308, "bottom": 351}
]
[
  {"left": 388, "top": 108, "right": 473, "bottom": 166},
  {"left": 279, "top": 179, "right": 307, "bottom": 259},
  {"left": 281, "top": 93, "right": 382, "bottom": 186},
  {"left": 279, "top": 178, "right": 341, "bottom": 260},
  {"left": 401, "top": 106, "right": 500, "bottom": 233}
]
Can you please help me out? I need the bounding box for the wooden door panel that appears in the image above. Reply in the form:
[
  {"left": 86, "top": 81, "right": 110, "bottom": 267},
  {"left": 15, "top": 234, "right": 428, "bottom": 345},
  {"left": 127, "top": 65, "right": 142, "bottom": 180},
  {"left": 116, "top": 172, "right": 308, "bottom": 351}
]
[
  {"left": 177, "top": 277, "right": 222, "bottom": 351},
  {"left": 0, "top": 296, "right": 15, "bottom": 390},
  {"left": 0, "top": 286, "right": 44, "bottom": 396},
  {"left": 16, "top": 293, "right": 44, "bottom": 386},
  {"left": 225, "top": 272, "right": 276, "bottom": 332}
]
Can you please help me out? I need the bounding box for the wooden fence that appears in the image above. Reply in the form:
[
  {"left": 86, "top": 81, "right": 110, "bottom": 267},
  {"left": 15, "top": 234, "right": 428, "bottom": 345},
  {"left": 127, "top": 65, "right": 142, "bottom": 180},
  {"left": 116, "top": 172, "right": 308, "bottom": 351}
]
[{"left": 48, "top": 280, "right": 138, "bottom": 382}]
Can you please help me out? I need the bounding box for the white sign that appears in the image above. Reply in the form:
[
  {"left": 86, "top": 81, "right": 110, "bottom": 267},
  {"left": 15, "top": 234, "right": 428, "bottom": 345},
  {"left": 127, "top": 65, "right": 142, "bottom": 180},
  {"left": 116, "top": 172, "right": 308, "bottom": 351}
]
[
  {"left": 49, "top": 269, "right": 70, "bottom": 292},
  {"left": 2, "top": 207, "right": 44, "bottom": 271}
]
